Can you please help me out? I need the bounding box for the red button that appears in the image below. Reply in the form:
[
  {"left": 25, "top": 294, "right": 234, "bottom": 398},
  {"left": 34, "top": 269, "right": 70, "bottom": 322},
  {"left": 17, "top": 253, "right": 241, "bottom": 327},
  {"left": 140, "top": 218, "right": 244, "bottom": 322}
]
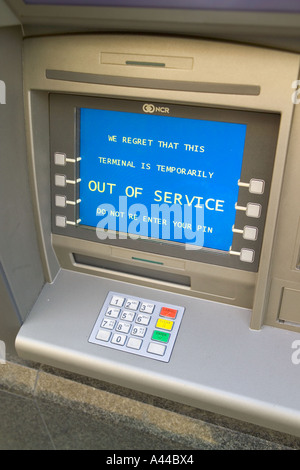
[{"left": 160, "top": 307, "right": 177, "bottom": 319}]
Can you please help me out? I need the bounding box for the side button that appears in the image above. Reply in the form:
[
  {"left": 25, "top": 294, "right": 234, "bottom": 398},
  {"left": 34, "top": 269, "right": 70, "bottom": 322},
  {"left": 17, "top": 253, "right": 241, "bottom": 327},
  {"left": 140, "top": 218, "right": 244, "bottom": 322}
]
[
  {"left": 243, "top": 226, "right": 258, "bottom": 241},
  {"left": 55, "top": 215, "right": 67, "bottom": 228},
  {"left": 249, "top": 179, "right": 265, "bottom": 195},
  {"left": 54, "top": 152, "right": 66, "bottom": 166},
  {"left": 55, "top": 174, "right": 66, "bottom": 187},
  {"left": 55, "top": 195, "right": 67, "bottom": 208},
  {"left": 240, "top": 248, "right": 255, "bottom": 263},
  {"left": 246, "top": 203, "right": 261, "bottom": 218}
]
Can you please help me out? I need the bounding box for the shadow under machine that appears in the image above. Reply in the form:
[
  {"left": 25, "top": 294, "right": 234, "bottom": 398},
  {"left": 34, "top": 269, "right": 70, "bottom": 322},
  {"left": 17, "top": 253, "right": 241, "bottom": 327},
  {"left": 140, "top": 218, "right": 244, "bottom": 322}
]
[{"left": 10, "top": 0, "right": 300, "bottom": 438}]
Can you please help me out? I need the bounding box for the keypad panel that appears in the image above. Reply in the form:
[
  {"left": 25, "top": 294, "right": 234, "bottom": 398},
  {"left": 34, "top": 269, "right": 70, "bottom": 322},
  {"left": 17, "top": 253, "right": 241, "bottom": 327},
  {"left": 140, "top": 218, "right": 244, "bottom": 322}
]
[{"left": 88, "top": 292, "right": 185, "bottom": 362}]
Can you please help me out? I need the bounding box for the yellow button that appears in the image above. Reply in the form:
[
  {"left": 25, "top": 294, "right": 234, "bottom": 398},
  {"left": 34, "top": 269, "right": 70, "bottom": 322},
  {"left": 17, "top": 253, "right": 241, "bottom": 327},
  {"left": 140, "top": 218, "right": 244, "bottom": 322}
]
[{"left": 156, "top": 318, "right": 174, "bottom": 331}]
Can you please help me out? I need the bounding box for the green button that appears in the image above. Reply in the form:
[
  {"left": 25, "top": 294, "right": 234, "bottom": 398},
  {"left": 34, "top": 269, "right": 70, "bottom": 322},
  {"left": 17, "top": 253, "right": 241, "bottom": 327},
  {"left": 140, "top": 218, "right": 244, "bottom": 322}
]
[{"left": 152, "top": 330, "right": 170, "bottom": 343}]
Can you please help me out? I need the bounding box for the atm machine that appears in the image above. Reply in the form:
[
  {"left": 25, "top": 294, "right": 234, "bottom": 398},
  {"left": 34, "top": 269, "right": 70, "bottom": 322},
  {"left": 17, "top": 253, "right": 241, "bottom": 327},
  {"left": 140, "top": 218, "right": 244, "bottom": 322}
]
[{"left": 2, "top": 0, "right": 300, "bottom": 438}]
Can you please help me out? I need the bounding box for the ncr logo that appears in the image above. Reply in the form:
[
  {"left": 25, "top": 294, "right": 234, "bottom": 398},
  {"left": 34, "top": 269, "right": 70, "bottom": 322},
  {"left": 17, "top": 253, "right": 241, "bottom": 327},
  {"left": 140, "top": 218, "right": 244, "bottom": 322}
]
[
  {"left": 0, "top": 80, "right": 6, "bottom": 104},
  {"left": 142, "top": 103, "right": 169, "bottom": 114}
]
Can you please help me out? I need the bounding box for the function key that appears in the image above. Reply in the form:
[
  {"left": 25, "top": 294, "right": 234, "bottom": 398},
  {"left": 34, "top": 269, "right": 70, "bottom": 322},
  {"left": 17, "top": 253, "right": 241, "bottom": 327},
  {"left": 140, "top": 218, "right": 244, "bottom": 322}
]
[
  {"left": 127, "top": 337, "right": 143, "bottom": 350},
  {"left": 152, "top": 330, "right": 170, "bottom": 343},
  {"left": 96, "top": 329, "right": 111, "bottom": 342},
  {"left": 160, "top": 307, "right": 177, "bottom": 319},
  {"left": 156, "top": 318, "right": 174, "bottom": 331},
  {"left": 124, "top": 298, "right": 139, "bottom": 310},
  {"left": 147, "top": 342, "right": 166, "bottom": 356},
  {"left": 110, "top": 295, "right": 125, "bottom": 307},
  {"left": 140, "top": 302, "right": 155, "bottom": 314}
]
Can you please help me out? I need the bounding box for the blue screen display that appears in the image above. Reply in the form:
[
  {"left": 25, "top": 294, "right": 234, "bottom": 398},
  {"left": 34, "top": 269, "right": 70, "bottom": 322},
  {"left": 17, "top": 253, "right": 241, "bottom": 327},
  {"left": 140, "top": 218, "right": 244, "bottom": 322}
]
[{"left": 78, "top": 107, "right": 246, "bottom": 251}]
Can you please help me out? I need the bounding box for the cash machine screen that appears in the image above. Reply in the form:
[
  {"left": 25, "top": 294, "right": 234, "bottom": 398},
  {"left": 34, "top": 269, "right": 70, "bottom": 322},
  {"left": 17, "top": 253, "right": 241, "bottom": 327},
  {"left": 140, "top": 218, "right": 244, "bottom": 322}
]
[
  {"left": 50, "top": 94, "right": 280, "bottom": 272},
  {"left": 78, "top": 107, "right": 247, "bottom": 252}
]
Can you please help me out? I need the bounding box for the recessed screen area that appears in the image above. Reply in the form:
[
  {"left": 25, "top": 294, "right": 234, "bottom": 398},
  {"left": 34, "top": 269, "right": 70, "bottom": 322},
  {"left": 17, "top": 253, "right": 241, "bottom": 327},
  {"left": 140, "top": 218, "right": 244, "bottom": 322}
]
[
  {"left": 50, "top": 94, "right": 280, "bottom": 272},
  {"left": 78, "top": 107, "right": 247, "bottom": 252}
]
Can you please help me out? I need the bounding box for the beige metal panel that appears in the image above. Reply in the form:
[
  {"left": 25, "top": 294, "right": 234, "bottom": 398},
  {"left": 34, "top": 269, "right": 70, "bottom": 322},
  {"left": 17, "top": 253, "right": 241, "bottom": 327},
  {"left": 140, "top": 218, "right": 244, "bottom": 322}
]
[
  {"left": 5, "top": 0, "right": 300, "bottom": 53},
  {"left": 22, "top": 35, "right": 300, "bottom": 322},
  {"left": 264, "top": 100, "right": 300, "bottom": 331},
  {"left": 0, "top": 0, "right": 19, "bottom": 27},
  {"left": 279, "top": 288, "right": 300, "bottom": 324}
]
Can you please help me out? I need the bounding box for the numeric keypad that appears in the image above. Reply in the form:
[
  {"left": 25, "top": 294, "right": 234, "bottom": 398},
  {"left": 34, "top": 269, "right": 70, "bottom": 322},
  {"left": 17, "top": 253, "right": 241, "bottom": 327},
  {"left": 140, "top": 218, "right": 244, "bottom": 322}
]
[{"left": 88, "top": 292, "right": 185, "bottom": 362}]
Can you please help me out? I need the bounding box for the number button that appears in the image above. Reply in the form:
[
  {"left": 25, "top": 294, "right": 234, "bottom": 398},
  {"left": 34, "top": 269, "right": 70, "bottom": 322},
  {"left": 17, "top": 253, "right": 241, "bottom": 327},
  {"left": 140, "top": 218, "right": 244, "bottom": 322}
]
[
  {"left": 110, "top": 295, "right": 125, "bottom": 307},
  {"left": 131, "top": 326, "right": 147, "bottom": 337},
  {"left": 111, "top": 333, "right": 126, "bottom": 345},
  {"left": 101, "top": 319, "right": 116, "bottom": 330},
  {"left": 116, "top": 321, "right": 131, "bottom": 333},
  {"left": 135, "top": 313, "right": 151, "bottom": 326},
  {"left": 125, "top": 299, "right": 139, "bottom": 310},
  {"left": 140, "top": 302, "right": 155, "bottom": 314},
  {"left": 105, "top": 307, "right": 120, "bottom": 318},
  {"left": 120, "top": 310, "right": 135, "bottom": 322}
]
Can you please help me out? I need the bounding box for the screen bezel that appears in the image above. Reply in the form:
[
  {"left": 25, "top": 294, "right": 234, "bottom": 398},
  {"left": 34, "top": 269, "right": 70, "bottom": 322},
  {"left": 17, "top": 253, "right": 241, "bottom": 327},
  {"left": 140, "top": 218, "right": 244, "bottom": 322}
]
[{"left": 50, "top": 93, "right": 280, "bottom": 272}]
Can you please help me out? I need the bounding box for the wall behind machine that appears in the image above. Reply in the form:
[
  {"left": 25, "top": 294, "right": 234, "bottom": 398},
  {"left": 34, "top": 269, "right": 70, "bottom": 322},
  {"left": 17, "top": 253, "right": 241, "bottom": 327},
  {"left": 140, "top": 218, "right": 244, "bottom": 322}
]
[{"left": 0, "top": 26, "right": 44, "bottom": 354}]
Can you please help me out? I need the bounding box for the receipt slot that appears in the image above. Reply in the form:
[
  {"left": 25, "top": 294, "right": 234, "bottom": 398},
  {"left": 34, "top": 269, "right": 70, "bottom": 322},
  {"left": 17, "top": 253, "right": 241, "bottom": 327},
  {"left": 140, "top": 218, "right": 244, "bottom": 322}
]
[{"left": 15, "top": 34, "right": 300, "bottom": 437}]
